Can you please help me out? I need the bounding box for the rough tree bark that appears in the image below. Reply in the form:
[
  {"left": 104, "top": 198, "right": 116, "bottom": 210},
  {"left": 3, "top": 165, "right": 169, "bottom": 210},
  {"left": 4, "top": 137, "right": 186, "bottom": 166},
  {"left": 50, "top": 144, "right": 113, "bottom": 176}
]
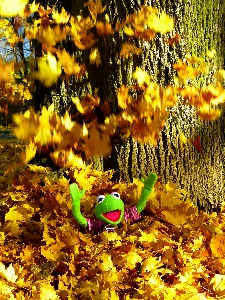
[{"left": 33, "top": 0, "right": 225, "bottom": 211}]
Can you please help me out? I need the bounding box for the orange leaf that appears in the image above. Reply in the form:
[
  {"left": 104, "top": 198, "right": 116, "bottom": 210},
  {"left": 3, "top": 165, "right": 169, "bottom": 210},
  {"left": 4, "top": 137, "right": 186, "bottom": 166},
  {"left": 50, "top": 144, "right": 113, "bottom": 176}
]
[
  {"left": 96, "top": 21, "right": 114, "bottom": 35},
  {"left": 117, "top": 85, "right": 129, "bottom": 109},
  {"left": 165, "top": 33, "right": 181, "bottom": 45},
  {"left": 120, "top": 42, "right": 142, "bottom": 58},
  {"left": 0, "top": 60, "right": 14, "bottom": 83},
  {"left": 57, "top": 49, "right": 86, "bottom": 78},
  {"left": 211, "top": 235, "right": 225, "bottom": 258},
  {"left": 84, "top": 126, "right": 112, "bottom": 158},
  {"left": 190, "top": 135, "right": 203, "bottom": 153}
]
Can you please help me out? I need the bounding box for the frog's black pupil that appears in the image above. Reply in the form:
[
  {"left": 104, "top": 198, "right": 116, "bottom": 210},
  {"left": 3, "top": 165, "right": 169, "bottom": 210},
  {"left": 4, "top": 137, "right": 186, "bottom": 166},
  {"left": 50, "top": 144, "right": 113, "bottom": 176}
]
[{"left": 98, "top": 197, "right": 104, "bottom": 202}]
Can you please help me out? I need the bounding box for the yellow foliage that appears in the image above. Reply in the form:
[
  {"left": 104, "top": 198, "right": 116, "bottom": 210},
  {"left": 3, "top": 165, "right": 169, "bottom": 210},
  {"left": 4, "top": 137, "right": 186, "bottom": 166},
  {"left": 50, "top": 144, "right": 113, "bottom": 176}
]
[
  {"left": 211, "top": 235, "right": 225, "bottom": 258},
  {"left": 26, "top": 24, "right": 70, "bottom": 46},
  {"left": 57, "top": 49, "right": 86, "bottom": 78},
  {"left": 72, "top": 94, "right": 100, "bottom": 114},
  {"left": 0, "top": 0, "right": 28, "bottom": 17},
  {"left": 207, "top": 49, "right": 216, "bottom": 59},
  {"left": 35, "top": 52, "right": 62, "bottom": 87},
  {"left": 147, "top": 11, "right": 174, "bottom": 33},
  {"left": 0, "top": 263, "right": 18, "bottom": 283},
  {"left": 39, "top": 281, "right": 60, "bottom": 300},
  {"left": 89, "top": 47, "right": 101, "bottom": 66},
  {"left": 132, "top": 67, "right": 151, "bottom": 86},
  {"left": 211, "top": 274, "right": 225, "bottom": 297},
  {"left": 119, "top": 42, "right": 142, "bottom": 57},
  {"left": 84, "top": 0, "right": 107, "bottom": 19},
  {"left": 98, "top": 253, "right": 114, "bottom": 271},
  {"left": 0, "top": 60, "right": 14, "bottom": 83},
  {"left": 52, "top": 7, "right": 70, "bottom": 24},
  {"left": 0, "top": 144, "right": 225, "bottom": 299},
  {"left": 2, "top": 1, "right": 225, "bottom": 298},
  {"left": 96, "top": 21, "right": 114, "bottom": 35},
  {"left": 83, "top": 126, "right": 112, "bottom": 158}
]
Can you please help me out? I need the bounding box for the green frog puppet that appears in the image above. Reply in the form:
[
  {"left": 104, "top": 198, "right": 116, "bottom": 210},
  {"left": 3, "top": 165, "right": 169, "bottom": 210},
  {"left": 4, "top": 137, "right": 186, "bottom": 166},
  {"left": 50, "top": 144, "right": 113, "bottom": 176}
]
[{"left": 69, "top": 172, "right": 157, "bottom": 233}]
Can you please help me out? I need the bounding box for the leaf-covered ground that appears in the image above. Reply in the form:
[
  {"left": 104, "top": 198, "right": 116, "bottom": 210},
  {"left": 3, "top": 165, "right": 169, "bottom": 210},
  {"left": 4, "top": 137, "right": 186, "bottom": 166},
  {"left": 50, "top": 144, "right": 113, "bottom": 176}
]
[{"left": 1, "top": 132, "right": 225, "bottom": 299}]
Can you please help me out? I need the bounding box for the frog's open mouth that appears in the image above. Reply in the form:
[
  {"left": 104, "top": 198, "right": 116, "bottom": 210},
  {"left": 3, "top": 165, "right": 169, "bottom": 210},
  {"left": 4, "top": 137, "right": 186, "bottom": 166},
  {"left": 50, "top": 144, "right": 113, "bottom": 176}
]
[{"left": 102, "top": 210, "right": 121, "bottom": 222}]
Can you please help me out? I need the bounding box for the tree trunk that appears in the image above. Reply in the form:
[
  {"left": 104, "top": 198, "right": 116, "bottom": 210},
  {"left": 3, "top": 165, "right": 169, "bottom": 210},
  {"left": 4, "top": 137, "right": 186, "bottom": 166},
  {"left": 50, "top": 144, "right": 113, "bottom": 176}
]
[{"left": 100, "top": 0, "right": 225, "bottom": 211}]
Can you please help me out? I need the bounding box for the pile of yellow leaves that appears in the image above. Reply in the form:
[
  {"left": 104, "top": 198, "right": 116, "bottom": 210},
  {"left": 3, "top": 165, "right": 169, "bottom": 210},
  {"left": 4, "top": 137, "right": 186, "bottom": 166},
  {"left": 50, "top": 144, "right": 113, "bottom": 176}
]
[{"left": 1, "top": 140, "right": 225, "bottom": 299}]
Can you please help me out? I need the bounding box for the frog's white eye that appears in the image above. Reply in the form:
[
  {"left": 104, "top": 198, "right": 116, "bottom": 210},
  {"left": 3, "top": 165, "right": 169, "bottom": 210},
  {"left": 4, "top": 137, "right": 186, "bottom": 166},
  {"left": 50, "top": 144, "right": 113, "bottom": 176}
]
[
  {"left": 96, "top": 195, "right": 105, "bottom": 204},
  {"left": 111, "top": 192, "right": 120, "bottom": 199}
]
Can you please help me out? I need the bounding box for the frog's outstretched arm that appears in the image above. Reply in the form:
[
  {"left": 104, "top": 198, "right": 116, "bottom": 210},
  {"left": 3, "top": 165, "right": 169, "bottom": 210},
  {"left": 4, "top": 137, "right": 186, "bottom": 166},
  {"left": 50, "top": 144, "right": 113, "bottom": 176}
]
[
  {"left": 69, "top": 183, "right": 88, "bottom": 227},
  {"left": 136, "top": 172, "right": 158, "bottom": 214}
]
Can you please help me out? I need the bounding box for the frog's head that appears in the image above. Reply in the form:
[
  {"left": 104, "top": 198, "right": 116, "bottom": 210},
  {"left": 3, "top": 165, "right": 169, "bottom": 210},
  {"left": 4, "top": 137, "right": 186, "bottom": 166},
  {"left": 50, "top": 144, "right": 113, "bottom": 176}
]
[{"left": 94, "top": 192, "right": 124, "bottom": 225}]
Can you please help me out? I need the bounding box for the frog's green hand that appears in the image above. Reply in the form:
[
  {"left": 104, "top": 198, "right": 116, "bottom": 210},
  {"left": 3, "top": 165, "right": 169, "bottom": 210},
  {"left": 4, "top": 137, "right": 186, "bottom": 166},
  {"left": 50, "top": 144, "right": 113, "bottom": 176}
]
[
  {"left": 69, "top": 183, "right": 88, "bottom": 227},
  {"left": 136, "top": 172, "right": 158, "bottom": 214}
]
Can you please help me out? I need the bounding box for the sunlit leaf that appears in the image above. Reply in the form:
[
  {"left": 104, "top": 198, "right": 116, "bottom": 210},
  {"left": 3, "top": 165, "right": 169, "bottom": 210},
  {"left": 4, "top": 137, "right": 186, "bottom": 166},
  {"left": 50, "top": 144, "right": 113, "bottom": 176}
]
[
  {"left": 0, "top": 263, "right": 18, "bottom": 283},
  {"left": 57, "top": 49, "right": 86, "bottom": 78},
  {"left": 211, "top": 235, "right": 225, "bottom": 258},
  {"left": 35, "top": 52, "right": 62, "bottom": 87},
  {"left": 96, "top": 21, "right": 114, "bottom": 35},
  {"left": 133, "top": 67, "right": 150, "bottom": 86},
  {"left": 52, "top": 7, "right": 70, "bottom": 23},
  {"left": 0, "top": 0, "right": 28, "bottom": 17},
  {"left": 89, "top": 48, "right": 101, "bottom": 66}
]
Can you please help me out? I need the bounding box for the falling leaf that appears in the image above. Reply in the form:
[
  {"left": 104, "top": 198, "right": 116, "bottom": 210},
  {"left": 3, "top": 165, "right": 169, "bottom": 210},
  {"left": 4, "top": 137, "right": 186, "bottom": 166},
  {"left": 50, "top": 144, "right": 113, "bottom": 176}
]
[
  {"left": 82, "top": 123, "right": 88, "bottom": 137},
  {"left": 84, "top": 0, "right": 107, "bottom": 19},
  {"left": 179, "top": 132, "right": 187, "bottom": 150},
  {"left": 50, "top": 150, "right": 84, "bottom": 168},
  {"left": 72, "top": 94, "right": 100, "bottom": 114},
  {"left": 84, "top": 126, "right": 112, "bottom": 158},
  {"left": 0, "top": 60, "right": 14, "bottom": 83},
  {"left": 207, "top": 49, "right": 216, "bottom": 59},
  {"left": 61, "top": 111, "right": 75, "bottom": 131},
  {"left": 28, "top": 1, "right": 39, "bottom": 14},
  {"left": 26, "top": 24, "right": 70, "bottom": 46},
  {"left": 35, "top": 52, "right": 62, "bottom": 87},
  {"left": 147, "top": 12, "right": 174, "bottom": 34},
  {"left": 0, "top": 0, "right": 28, "bottom": 17},
  {"left": 117, "top": 85, "right": 129, "bottom": 109},
  {"left": 119, "top": 42, "right": 142, "bottom": 58},
  {"left": 197, "top": 104, "right": 221, "bottom": 121},
  {"left": 190, "top": 135, "right": 203, "bottom": 153},
  {"left": 89, "top": 48, "right": 101, "bottom": 66},
  {"left": 166, "top": 33, "right": 181, "bottom": 45},
  {"left": 217, "top": 69, "right": 225, "bottom": 82},
  {"left": 123, "top": 26, "right": 134, "bottom": 36},
  {"left": 52, "top": 7, "right": 70, "bottom": 23},
  {"left": 57, "top": 49, "right": 86, "bottom": 78},
  {"left": 133, "top": 67, "right": 151, "bottom": 86},
  {"left": 96, "top": 21, "right": 114, "bottom": 35},
  {"left": 22, "top": 143, "right": 37, "bottom": 164}
]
